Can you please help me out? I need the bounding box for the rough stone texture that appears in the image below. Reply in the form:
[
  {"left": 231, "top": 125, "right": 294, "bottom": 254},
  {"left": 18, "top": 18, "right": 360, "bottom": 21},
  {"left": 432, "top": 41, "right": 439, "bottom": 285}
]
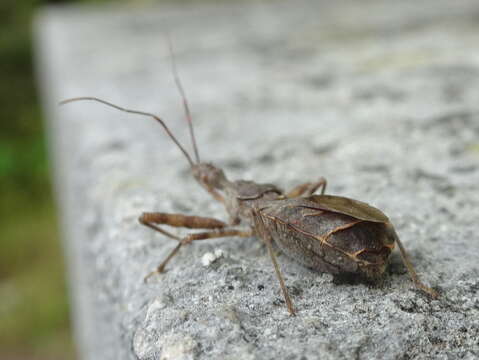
[{"left": 36, "top": 1, "right": 479, "bottom": 359}]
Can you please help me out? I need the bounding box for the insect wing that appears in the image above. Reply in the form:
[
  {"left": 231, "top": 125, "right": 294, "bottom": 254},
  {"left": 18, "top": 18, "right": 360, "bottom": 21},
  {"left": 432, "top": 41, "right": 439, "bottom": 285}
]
[{"left": 305, "top": 195, "right": 389, "bottom": 223}]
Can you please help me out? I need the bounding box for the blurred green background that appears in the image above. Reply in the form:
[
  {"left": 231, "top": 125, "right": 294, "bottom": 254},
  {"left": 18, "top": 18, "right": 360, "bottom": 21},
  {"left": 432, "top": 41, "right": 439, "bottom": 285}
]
[
  {"left": 0, "top": 1, "right": 92, "bottom": 359},
  {"left": 2, "top": 0, "right": 248, "bottom": 358},
  {"left": 0, "top": 0, "right": 224, "bottom": 359},
  {"left": 0, "top": 1, "right": 79, "bottom": 358}
]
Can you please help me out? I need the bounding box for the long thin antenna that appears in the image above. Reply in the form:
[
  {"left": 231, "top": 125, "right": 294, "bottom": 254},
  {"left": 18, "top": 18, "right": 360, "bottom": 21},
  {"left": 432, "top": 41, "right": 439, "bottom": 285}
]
[
  {"left": 167, "top": 35, "right": 201, "bottom": 164},
  {"left": 59, "top": 96, "right": 195, "bottom": 167}
]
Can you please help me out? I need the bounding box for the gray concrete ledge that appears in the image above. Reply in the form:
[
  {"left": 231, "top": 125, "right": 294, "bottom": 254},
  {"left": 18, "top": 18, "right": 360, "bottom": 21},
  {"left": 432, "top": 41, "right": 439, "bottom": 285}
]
[{"left": 36, "top": 1, "right": 479, "bottom": 359}]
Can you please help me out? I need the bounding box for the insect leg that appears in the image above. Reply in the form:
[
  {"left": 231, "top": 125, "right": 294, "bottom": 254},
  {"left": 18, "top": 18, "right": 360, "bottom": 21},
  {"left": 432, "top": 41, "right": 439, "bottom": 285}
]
[
  {"left": 202, "top": 184, "right": 225, "bottom": 204},
  {"left": 286, "top": 183, "right": 310, "bottom": 198},
  {"left": 392, "top": 229, "right": 439, "bottom": 298},
  {"left": 144, "top": 228, "right": 252, "bottom": 281},
  {"left": 253, "top": 212, "right": 296, "bottom": 315},
  {"left": 139, "top": 212, "right": 227, "bottom": 234},
  {"left": 286, "top": 177, "right": 327, "bottom": 198},
  {"left": 307, "top": 177, "right": 327, "bottom": 195}
]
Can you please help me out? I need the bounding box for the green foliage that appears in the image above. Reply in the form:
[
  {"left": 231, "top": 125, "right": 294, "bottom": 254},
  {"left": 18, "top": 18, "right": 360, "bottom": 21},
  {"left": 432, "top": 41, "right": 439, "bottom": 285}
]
[
  {"left": 0, "top": 0, "right": 116, "bottom": 358},
  {"left": 0, "top": 0, "right": 47, "bottom": 200},
  {"left": 1, "top": 0, "right": 247, "bottom": 357},
  {"left": 0, "top": 200, "right": 73, "bottom": 357}
]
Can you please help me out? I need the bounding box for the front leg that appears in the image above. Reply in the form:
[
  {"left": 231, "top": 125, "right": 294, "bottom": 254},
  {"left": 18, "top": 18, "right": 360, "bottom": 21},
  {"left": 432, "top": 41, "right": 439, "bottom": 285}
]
[
  {"left": 201, "top": 182, "right": 225, "bottom": 204},
  {"left": 139, "top": 211, "right": 251, "bottom": 280},
  {"left": 140, "top": 212, "right": 227, "bottom": 230}
]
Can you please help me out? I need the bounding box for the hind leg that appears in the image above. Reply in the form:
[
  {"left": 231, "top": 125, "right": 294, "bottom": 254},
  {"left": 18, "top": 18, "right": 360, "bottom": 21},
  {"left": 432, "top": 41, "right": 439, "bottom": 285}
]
[{"left": 286, "top": 177, "right": 327, "bottom": 198}]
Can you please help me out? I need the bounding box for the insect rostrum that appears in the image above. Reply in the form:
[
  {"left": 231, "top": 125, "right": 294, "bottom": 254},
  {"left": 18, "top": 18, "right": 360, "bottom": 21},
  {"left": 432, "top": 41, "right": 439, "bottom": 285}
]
[{"left": 60, "top": 60, "right": 438, "bottom": 316}]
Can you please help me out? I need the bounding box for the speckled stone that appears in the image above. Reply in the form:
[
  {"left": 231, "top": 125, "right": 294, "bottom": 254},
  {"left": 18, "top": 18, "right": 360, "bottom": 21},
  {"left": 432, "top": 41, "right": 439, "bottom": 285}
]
[{"left": 37, "top": 0, "right": 479, "bottom": 359}]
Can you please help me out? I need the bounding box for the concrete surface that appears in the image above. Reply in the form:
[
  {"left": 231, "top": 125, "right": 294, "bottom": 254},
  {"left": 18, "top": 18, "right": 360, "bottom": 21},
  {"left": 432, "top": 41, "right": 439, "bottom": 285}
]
[{"left": 36, "top": 0, "right": 479, "bottom": 359}]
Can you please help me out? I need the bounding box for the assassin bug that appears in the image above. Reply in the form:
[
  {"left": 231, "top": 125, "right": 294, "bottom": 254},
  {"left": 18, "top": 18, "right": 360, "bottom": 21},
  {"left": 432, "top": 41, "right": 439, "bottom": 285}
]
[{"left": 60, "top": 48, "right": 438, "bottom": 315}]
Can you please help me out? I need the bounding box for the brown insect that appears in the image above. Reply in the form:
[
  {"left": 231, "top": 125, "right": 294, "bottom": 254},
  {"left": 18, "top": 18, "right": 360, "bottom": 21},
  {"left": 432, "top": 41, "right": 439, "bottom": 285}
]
[{"left": 60, "top": 51, "right": 438, "bottom": 315}]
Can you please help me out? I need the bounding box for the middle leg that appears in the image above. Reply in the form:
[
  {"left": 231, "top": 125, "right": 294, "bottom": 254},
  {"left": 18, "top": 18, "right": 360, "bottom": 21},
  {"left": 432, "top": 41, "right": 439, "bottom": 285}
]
[{"left": 253, "top": 211, "right": 296, "bottom": 315}]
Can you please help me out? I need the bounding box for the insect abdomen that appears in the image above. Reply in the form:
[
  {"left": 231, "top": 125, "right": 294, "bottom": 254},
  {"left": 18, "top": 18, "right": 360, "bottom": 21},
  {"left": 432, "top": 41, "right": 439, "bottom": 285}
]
[{"left": 260, "top": 200, "right": 393, "bottom": 276}]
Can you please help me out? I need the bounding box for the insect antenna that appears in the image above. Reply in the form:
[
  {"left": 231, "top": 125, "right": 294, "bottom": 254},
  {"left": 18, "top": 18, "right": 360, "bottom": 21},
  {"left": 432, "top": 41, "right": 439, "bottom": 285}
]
[
  {"left": 167, "top": 36, "right": 201, "bottom": 164},
  {"left": 59, "top": 96, "right": 195, "bottom": 167}
]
